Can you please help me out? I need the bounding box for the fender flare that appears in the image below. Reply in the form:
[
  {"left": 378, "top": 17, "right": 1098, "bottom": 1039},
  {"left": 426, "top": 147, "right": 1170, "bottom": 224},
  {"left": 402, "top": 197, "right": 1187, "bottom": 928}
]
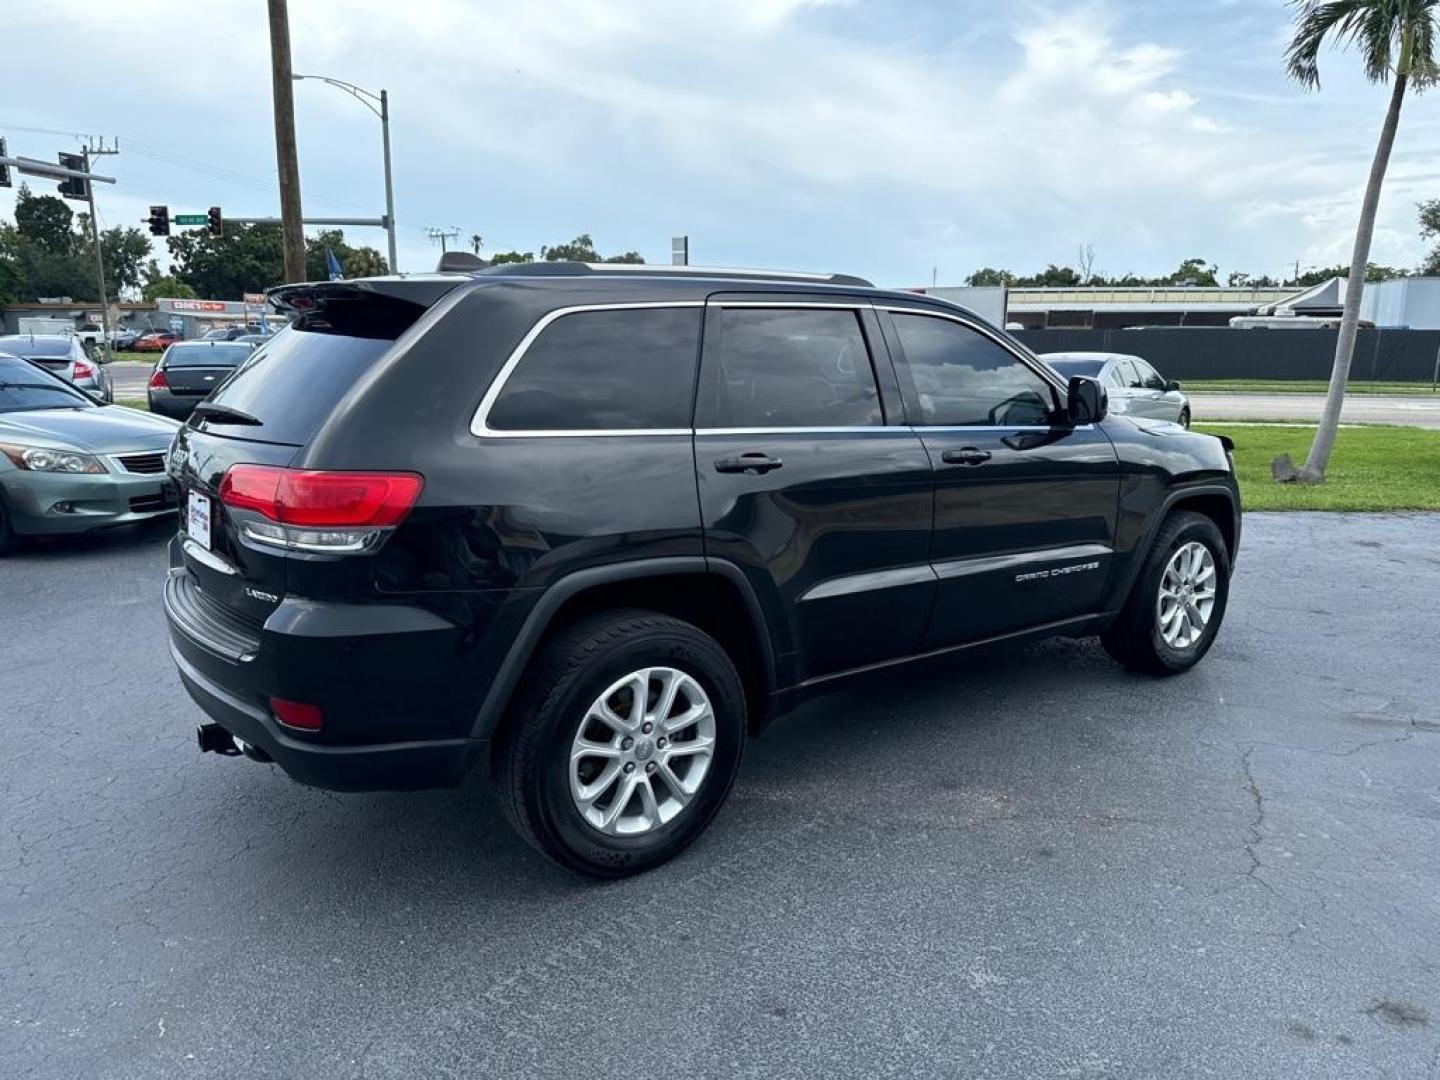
[
  {"left": 1110, "top": 482, "right": 1240, "bottom": 608},
  {"left": 470, "top": 556, "right": 777, "bottom": 741}
]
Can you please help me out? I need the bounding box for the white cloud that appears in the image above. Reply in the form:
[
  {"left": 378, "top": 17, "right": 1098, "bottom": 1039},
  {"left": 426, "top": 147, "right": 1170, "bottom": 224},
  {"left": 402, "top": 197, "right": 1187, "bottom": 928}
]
[{"left": 1, "top": 0, "right": 1433, "bottom": 284}]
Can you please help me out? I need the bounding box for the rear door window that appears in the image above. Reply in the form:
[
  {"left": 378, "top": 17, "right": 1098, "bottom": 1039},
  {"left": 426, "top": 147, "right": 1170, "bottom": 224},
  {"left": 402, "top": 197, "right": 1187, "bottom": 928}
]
[
  {"left": 484, "top": 306, "right": 702, "bottom": 432},
  {"left": 706, "top": 308, "right": 882, "bottom": 428}
]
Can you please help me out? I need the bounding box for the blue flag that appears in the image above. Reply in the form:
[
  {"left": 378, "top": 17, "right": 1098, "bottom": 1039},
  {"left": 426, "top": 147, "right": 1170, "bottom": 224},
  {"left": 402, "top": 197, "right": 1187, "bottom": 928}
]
[{"left": 325, "top": 247, "right": 344, "bottom": 281}]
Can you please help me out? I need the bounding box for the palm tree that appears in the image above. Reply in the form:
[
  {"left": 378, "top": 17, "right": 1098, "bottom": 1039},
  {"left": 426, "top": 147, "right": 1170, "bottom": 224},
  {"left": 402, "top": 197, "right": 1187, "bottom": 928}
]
[{"left": 1275, "top": 0, "right": 1438, "bottom": 483}]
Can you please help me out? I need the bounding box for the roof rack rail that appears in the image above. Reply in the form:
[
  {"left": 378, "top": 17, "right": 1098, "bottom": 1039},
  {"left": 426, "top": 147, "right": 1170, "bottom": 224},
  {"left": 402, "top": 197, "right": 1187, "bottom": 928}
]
[{"left": 473, "top": 261, "right": 874, "bottom": 288}]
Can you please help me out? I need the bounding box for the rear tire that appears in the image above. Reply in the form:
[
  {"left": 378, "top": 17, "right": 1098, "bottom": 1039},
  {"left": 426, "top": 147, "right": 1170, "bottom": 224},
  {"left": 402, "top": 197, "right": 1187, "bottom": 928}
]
[
  {"left": 1178, "top": 408, "right": 1191, "bottom": 428},
  {"left": 1101, "top": 510, "right": 1229, "bottom": 676},
  {"left": 494, "top": 609, "right": 746, "bottom": 878}
]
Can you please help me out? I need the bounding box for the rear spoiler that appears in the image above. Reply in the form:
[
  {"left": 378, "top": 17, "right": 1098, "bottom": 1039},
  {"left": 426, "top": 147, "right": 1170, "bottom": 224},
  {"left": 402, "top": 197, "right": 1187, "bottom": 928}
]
[{"left": 266, "top": 276, "right": 467, "bottom": 315}]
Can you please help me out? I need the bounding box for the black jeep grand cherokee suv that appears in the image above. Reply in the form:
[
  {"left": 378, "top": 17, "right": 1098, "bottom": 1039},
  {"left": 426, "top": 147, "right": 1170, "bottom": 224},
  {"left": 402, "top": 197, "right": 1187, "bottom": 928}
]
[{"left": 165, "top": 261, "right": 1240, "bottom": 877}]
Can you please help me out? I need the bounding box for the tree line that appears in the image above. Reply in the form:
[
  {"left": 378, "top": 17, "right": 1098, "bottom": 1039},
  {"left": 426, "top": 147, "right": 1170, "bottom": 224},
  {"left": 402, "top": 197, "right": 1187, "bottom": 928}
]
[
  {"left": 0, "top": 185, "right": 391, "bottom": 304},
  {"left": 0, "top": 188, "right": 647, "bottom": 304},
  {"left": 966, "top": 200, "right": 1440, "bottom": 292}
]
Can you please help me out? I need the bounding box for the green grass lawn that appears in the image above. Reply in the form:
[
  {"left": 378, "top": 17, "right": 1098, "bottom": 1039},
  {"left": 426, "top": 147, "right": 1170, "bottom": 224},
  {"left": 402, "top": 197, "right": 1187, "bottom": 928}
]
[
  {"left": 1197, "top": 423, "right": 1440, "bottom": 511},
  {"left": 114, "top": 397, "right": 150, "bottom": 411},
  {"left": 1185, "top": 379, "right": 1438, "bottom": 395},
  {"left": 110, "top": 351, "right": 154, "bottom": 364}
]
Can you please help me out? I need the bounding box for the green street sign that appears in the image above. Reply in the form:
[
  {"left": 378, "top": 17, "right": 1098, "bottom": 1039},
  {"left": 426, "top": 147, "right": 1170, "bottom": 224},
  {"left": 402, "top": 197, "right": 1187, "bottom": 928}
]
[{"left": 174, "top": 214, "right": 207, "bottom": 225}]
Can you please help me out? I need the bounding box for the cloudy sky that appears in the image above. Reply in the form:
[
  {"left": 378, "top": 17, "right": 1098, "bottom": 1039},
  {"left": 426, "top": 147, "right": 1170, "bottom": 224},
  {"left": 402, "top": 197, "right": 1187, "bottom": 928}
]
[{"left": 4, "top": 0, "right": 1438, "bottom": 288}]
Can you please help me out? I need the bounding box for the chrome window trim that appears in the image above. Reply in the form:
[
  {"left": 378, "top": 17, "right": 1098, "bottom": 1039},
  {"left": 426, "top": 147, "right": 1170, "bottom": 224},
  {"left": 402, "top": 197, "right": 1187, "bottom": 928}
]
[
  {"left": 470, "top": 298, "right": 1091, "bottom": 440},
  {"left": 909, "top": 424, "right": 1095, "bottom": 433},
  {"left": 696, "top": 426, "right": 908, "bottom": 436},
  {"left": 470, "top": 301, "right": 706, "bottom": 439},
  {"left": 877, "top": 304, "right": 1070, "bottom": 396},
  {"left": 708, "top": 300, "right": 870, "bottom": 310}
]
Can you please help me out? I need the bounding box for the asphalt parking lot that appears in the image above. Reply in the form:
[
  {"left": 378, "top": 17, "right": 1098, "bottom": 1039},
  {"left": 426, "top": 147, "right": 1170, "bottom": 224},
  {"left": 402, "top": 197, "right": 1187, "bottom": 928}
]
[
  {"left": 109, "top": 362, "right": 153, "bottom": 398},
  {"left": 3, "top": 514, "right": 1438, "bottom": 1079}
]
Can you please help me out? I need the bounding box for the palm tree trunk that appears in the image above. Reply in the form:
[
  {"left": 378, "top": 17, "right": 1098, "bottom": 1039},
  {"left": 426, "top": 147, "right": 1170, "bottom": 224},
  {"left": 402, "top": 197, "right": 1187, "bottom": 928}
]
[{"left": 1294, "top": 70, "right": 1409, "bottom": 482}]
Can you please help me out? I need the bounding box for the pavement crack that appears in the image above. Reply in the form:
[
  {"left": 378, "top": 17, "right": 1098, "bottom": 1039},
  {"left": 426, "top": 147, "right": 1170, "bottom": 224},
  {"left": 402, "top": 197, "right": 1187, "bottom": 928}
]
[{"left": 1240, "top": 746, "right": 1279, "bottom": 897}]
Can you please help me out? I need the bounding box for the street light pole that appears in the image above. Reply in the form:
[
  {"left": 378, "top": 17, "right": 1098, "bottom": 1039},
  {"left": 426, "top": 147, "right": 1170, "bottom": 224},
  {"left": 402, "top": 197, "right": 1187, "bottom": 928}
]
[
  {"left": 380, "top": 89, "right": 397, "bottom": 272},
  {"left": 293, "top": 74, "right": 398, "bottom": 273}
]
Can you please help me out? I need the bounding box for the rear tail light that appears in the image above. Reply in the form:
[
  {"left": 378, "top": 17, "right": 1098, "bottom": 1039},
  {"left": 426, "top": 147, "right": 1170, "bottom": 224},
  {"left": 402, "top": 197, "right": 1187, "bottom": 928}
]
[
  {"left": 219, "top": 464, "right": 423, "bottom": 553},
  {"left": 73, "top": 359, "right": 95, "bottom": 379},
  {"left": 148, "top": 368, "right": 168, "bottom": 390},
  {"left": 270, "top": 697, "right": 324, "bottom": 732}
]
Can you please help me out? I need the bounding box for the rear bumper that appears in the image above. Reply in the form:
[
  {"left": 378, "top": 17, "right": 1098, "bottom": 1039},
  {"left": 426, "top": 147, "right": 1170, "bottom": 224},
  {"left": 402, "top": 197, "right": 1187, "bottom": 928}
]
[
  {"left": 162, "top": 554, "right": 509, "bottom": 792},
  {"left": 148, "top": 390, "right": 200, "bottom": 419},
  {"left": 170, "top": 640, "right": 483, "bottom": 791}
]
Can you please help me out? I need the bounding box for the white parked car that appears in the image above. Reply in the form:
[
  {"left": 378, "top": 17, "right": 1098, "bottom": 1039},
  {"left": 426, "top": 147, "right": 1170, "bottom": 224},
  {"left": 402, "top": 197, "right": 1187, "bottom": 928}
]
[{"left": 1041, "top": 351, "right": 1191, "bottom": 427}]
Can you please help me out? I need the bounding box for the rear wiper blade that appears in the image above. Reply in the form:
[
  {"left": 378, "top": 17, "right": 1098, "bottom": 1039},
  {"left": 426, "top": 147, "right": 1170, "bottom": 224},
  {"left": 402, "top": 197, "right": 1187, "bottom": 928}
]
[{"left": 192, "top": 402, "right": 262, "bottom": 426}]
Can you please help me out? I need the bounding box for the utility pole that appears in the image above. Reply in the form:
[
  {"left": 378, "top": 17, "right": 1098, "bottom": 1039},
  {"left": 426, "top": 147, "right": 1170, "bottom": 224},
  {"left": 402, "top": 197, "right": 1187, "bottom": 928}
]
[
  {"left": 267, "top": 0, "right": 306, "bottom": 282},
  {"left": 82, "top": 139, "right": 120, "bottom": 365}
]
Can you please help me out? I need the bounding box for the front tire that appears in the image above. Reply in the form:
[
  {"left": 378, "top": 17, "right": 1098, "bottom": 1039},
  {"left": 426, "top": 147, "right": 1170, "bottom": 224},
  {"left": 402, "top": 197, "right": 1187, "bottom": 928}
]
[
  {"left": 494, "top": 610, "right": 746, "bottom": 878},
  {"left": 1101, "top": 510, "right": 1229, "bottom": 676},
  {"left": 1178, "top": 407, "right": 1191, "bottom": 428},
  {"left": 0, "top": 494, "right": 18, "bottom": 555}
]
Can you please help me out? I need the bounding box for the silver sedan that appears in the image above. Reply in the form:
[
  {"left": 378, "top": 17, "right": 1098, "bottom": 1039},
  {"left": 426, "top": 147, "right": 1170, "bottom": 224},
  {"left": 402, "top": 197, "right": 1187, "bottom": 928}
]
[
  {"left": 0, "top": 354, "right": 180, "bottom": 554},
  {"left": 0, "top": 334, "right": 114, "bottom": 402},
  {"left": 1041, "top": 351, "right": 1191, "bottom": 427}
]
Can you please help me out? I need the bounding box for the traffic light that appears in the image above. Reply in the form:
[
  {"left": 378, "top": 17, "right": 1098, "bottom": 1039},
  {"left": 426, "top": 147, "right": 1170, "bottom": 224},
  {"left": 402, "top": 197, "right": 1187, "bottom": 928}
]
[
  {"left": 57, "top": 151, "right": 89, "bottom": 201},
  {"left": 0, "top": 139, "right": 10, "bottom": 188},
  {"left": 207, "top": 206, "right": 223, "bottom": 238},
  {"left": 147, "top": 205, "right": 170, "bottom": 236}
]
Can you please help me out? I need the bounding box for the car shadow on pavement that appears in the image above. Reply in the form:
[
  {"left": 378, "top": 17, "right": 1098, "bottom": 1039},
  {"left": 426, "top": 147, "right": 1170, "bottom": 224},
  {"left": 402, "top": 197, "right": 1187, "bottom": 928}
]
[
  {"left": 6, "top": 515, "right": 175, "bottom": 561},
  {"left": 186, "top": 634, "right": 1135, "bottom": 901}
]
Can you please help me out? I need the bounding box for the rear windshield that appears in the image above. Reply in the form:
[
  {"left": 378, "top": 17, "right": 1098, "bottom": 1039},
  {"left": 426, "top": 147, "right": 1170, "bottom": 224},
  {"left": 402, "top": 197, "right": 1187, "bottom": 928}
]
[
  {"left": 1043, "top": 356, "right": 1106, "bottom": 377},
  {"left": 198, "top": 297, "right": 420, "bottom": 445},
  {"left": 0, "top": 357, "right": 92, "bottom": 412},
  {"left": 0, "top": 338, "right": 72, "bottom": 359},
  {"left": 165, "top": 343, "right": 253, "bottom": 367}
]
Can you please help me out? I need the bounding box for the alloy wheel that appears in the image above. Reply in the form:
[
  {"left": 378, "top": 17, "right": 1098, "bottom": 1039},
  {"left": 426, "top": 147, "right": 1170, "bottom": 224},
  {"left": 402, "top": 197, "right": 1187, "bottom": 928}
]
[
  {"left": 569, "top": 666, "right": 716, "bottom": 837},
  {"left": 1156, "top": 540, "right": 1217, "bottom": 649}
]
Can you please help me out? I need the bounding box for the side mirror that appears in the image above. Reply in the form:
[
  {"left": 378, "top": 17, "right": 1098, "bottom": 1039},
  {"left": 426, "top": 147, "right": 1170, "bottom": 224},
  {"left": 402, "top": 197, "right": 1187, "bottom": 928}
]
[
  {"left": 1165, "top": 379, "right": 1182, "bottom": 393},
  {"left": 1067, "top": 376, "right": 1108, "bottom": 425}
]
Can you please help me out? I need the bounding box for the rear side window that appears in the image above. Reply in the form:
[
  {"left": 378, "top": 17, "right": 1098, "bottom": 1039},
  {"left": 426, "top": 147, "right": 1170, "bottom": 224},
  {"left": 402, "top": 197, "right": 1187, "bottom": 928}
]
[
  {"left": 201, "top": 296, "right": 423, "bottom": 446},
  {"left": 708, "top": 308, "right": 882, "bottom": 428},
  {"left": 486, "top": 307, "right": 701, "bottom": 432}
]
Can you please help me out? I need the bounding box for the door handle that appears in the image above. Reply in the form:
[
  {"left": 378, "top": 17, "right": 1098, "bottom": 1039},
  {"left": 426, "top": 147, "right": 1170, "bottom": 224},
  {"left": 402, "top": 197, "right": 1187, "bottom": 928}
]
[
  {"left": 941, "top": 447, "right": 992, "bottom": 466},
  {"left": 714, "top": 452, "right": 784, "bottom": 475}
]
